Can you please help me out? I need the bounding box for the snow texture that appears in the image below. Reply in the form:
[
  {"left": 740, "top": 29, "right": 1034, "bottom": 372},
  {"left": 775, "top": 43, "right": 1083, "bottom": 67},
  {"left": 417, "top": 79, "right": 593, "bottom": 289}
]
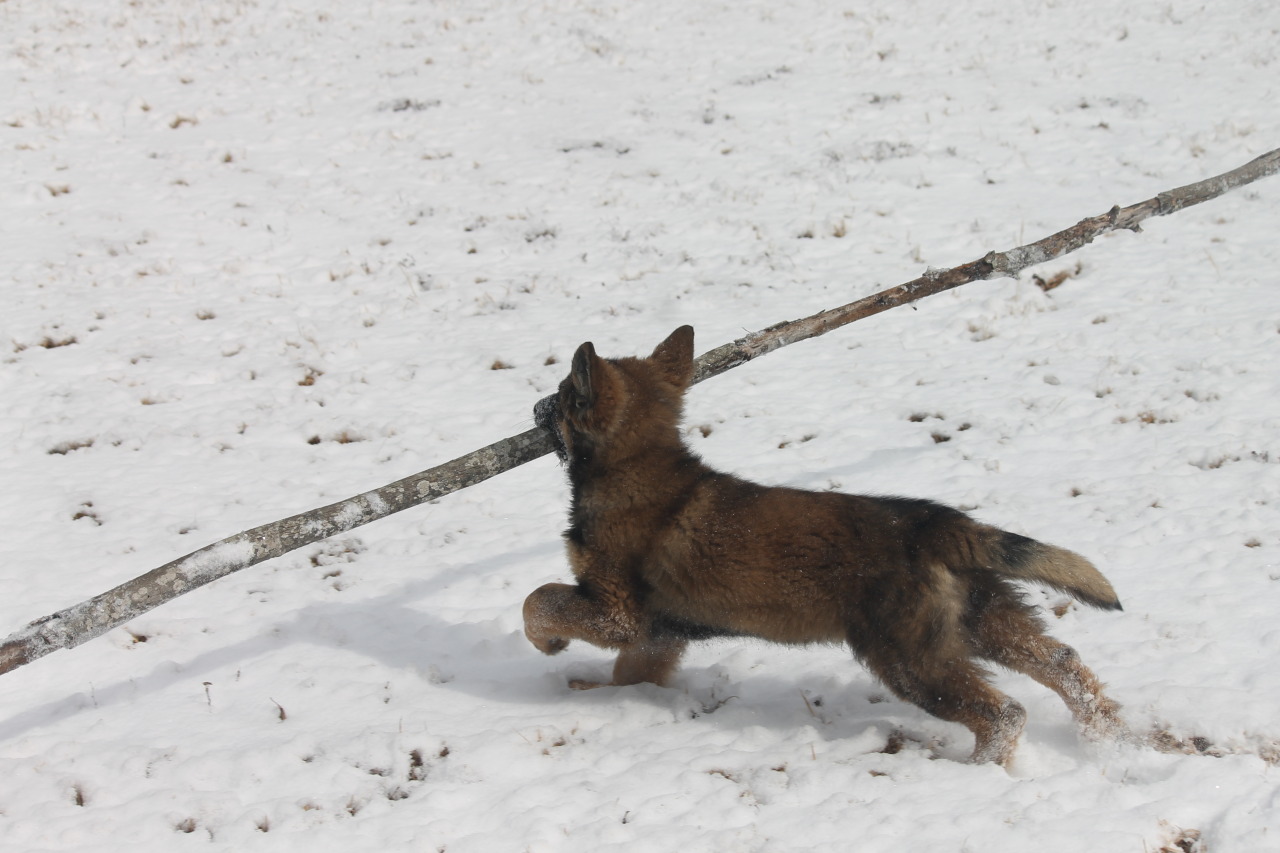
[{"left": 1, "top": 0, "right": 1278, "bottom": 851}]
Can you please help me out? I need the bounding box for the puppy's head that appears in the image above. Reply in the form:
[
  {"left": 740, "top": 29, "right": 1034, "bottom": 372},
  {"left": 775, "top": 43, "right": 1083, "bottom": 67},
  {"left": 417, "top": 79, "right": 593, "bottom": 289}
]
[{"left": 534, "top": 325, "right": 695, "bottom": 464}]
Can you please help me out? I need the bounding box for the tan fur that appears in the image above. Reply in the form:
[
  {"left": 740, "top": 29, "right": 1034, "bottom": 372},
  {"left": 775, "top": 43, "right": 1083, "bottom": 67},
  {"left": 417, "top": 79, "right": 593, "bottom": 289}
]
[
  {"left": 524, "top": 326, "right": 1126, "bottom": 765},
  {"left": 1003, "top": 544, "right": 1120, "bottom": 611}
]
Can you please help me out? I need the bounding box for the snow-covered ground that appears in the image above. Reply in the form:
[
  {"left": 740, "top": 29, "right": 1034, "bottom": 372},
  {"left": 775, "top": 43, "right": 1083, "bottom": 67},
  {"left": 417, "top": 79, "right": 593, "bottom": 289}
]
[{"left": 3, "top": 0, "right": 1278, "bottom": 850}]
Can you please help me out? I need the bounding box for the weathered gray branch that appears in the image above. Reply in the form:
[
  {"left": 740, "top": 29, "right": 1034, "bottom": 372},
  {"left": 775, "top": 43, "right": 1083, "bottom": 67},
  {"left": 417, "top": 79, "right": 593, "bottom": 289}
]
[
  {"left": 2, "top": 147, "right": 1276, "bottom": 677},
  {"left": 0, "top": 427, "right": 555, "bottom": 676},
  {"left": 691, "top": 147, "right": 1280, "bottom": 382}
]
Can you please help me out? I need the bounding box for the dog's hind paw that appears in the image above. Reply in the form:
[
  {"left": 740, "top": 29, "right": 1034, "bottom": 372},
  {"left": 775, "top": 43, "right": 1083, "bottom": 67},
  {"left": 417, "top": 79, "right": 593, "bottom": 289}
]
[{"left": 1077, "top": 696, "right": 1132, "bottom": 745}]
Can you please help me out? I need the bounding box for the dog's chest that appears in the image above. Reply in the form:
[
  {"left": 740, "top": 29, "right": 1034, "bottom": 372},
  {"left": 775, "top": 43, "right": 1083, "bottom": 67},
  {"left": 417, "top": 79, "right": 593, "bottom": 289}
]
[{"left": 566, "top": 486, "right": 688, "bottom": 572}]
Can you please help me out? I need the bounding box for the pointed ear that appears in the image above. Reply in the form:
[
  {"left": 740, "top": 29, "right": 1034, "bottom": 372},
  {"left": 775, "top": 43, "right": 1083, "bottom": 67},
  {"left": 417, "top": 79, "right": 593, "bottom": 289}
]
[
  {"left": 650, "top": 325, "right": 695, "bottom": 388},
  {"left": 569, "top": 341, "right": 600, "bottom": 401}
]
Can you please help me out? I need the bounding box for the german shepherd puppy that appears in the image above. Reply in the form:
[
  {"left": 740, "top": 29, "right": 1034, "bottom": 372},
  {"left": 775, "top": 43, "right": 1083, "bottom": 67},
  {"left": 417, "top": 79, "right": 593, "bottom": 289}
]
[{"left": 524, "top": 326, "right": 1125, "bottom": 765}]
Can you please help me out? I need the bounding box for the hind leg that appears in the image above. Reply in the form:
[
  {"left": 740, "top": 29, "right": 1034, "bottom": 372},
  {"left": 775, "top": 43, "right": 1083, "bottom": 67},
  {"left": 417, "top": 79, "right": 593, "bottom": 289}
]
[
  {"left": 971, "top": 602, "right": 1127, "bottom": 743},
  {"left": 862, "top": 649, "right": 1027, "bottom": 765}
]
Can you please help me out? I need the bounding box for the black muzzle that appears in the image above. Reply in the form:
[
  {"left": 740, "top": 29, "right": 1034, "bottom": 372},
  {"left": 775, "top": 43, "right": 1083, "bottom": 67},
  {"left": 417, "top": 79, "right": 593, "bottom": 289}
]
[{"left": 533, "top": 394, "right": 567, "bottom": 462}]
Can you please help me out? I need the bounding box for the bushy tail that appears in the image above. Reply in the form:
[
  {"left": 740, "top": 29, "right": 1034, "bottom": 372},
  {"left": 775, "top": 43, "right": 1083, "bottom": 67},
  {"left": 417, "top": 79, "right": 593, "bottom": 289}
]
[{"left": 990, "top": 531, "right": 1122, "bottom": 611}]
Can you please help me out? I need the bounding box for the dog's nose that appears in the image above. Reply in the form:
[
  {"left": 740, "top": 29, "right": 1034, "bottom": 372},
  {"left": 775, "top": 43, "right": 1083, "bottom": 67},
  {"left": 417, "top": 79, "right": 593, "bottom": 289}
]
[
  {"left": 533, "top": 394, "right": 558, "bottom": 430},
  {"left": 533, "top": 394, "right": 568, "bottom": 462}
]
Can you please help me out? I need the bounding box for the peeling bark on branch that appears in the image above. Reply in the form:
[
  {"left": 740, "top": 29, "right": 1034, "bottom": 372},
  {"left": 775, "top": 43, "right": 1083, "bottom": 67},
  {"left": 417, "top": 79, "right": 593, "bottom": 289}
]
[{"left": 2, "top": 148, "right": 1276, "bottom": 678}]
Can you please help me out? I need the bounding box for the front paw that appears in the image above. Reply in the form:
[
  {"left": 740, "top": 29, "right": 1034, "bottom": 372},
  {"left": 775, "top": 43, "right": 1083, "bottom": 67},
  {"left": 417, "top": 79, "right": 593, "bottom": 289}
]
[
  {"left": 527, "top": 630, "right": 570, "bottom": 656},
  {"left": 523, "top": 582, "right": 577, "bottom": 654}
]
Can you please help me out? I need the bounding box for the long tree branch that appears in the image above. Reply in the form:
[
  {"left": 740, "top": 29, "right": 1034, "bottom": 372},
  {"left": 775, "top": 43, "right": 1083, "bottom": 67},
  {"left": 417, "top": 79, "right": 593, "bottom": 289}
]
[
  {"left": 2, "top": 147, "right": 1276, "bottom": 677},
  {"left": 691, "top": 147, "right": 1280, "bottom": 380}
]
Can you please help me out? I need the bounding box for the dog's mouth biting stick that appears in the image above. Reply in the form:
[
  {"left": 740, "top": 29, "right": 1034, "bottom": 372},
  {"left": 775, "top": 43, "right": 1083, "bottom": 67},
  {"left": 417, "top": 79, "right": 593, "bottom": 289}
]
[{"left": 533, "top": 394, "right": 567, "bottom": 463}]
